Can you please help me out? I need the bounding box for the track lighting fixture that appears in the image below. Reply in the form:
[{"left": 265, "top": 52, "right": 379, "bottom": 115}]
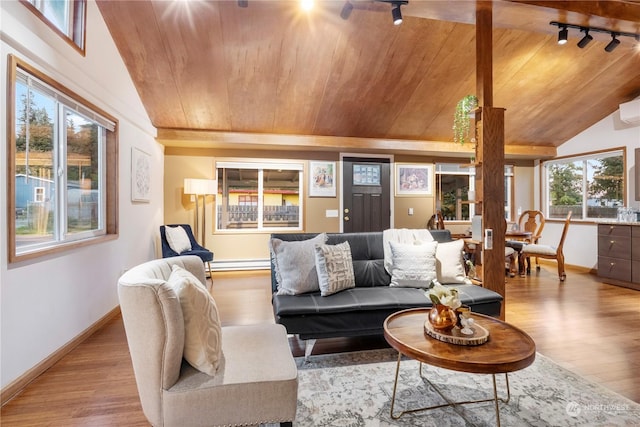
[
  {"left": 392, "top": 4, "right": 402, "bottom": 25},
  {"left": 557, "top": 26, "right": 568, "bottom": 45},
  {"left": 605, "top": 34, "right": 620, "bottom": 52},
  {"left": 577, "top": 30, "right": 593, "bottom": 48},
  {"left": 340, "top": 1, "right": 353, "bottom": 20},
  {"left": 550, "top": 21, "right": 640, "bottom": 53},
  {"left": 376, "top": 1, "right": 408, "bottom": 26}
]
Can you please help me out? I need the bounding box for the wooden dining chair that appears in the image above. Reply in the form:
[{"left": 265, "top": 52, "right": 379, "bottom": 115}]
[
  {"left": 520, "top": 211, "right": 572, "bottom": 281},
  {"left": 426, "top": 210, "right": 445, "bottom": 230},
  {"left": 508, "top": 210, "right": 545, "bottom": 274}
]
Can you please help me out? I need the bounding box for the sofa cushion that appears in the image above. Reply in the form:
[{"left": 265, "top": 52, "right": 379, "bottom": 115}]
[
  {"left": 389, "top": 240, "right": 438, "bottom": 288},
  {"left": 435, "top": 239, "right": 469, "bottom": 284},
  {"left": 273, "top": 283, "right": 497, "bottom": 317},
  {"left": 168, "top": 265, "right": 223, "bottom": 376},
  {"left": 314, "top": 241, "right": 356, "bottom": 296},
  {"left": 270, "top": 233, "right": 327, "bottom": 295},
  {"left": 165, "top": 225, "right": 192, "bottom": 254},
  {"left": 273, "top": 287, "right": 431, "bottom": 316}
]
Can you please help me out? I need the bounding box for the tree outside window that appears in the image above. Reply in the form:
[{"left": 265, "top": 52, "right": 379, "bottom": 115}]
[{"left": 544, "top": 150, "right": 624, "bottom": 220}]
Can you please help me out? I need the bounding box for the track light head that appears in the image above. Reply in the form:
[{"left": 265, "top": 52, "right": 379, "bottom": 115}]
[
  {"left": 340, "top": 1, "right": 353, "bottom": 20},
  {"left": 605, "top": 34, "right": 620, "bottom": 52},
  {"left": 577, "top": 30, "right": 593, "bottom": 48},
  {"left": 392, "top": 4, "right": 402, "bottom": 25},
  {"left": 558, "top": 26, "right": 568, "bottom": 45}
]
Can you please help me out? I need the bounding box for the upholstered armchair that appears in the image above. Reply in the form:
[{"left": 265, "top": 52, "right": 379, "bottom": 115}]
[
  {"left": 160, "top": 224, "right": 213, "bottom": 278},
  {"left": 118, "top": 255, "right": 298, "bottom": 427}
]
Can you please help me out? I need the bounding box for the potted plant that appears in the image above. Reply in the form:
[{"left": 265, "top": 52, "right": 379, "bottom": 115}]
[{"left": 453, "top": 95, "right": 478, "bottom": 145}]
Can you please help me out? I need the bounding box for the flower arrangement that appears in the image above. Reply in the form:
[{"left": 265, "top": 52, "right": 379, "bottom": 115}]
[
  {"left": 427, "top": 282, "right": 461, "bottom": 310},
  {"left": 453, "top": 95, "right": 478, "bottom": 145}
]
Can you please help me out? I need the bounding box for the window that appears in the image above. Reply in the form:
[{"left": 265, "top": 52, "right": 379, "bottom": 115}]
[
  {"left": 22, "top": 0, "right": 86, "bottom": 54},
  {"left": 9, "top": 56, "right": 118, "bottom": 262},
  {"left": 543, "top": 149, "right": 625, "bottom": 220},
  {"left": 216, "top": 162, "right": 303, "bottom": 231},
  {"left": 435, "top": 164, "right": 513, "bottom": 221}
]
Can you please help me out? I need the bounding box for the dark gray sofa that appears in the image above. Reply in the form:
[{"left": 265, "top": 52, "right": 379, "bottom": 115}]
[{"left": 270, "top": 230, "right": 503, "bottom": 358}]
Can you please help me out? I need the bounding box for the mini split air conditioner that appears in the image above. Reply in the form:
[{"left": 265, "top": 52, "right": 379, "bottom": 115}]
[{"left": 619, "top": 99, "right": 640, "bottom": 124}]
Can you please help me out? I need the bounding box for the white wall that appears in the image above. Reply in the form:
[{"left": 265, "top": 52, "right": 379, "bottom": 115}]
[
  {"left": 536, "top": 110, "right": 640, "bottom": 270},
  {"left": 0, "top": 0, "right": 162, "bottom": 389}
]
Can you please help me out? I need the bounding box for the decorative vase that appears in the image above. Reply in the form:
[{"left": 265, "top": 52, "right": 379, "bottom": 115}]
[{"left": 428, "top": 304, "right": 458, "bottom": 332}]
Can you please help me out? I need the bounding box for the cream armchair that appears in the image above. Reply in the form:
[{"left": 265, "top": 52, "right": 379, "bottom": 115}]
[{"left": 118, "top": 255, "right": 298, "bottom": 427}]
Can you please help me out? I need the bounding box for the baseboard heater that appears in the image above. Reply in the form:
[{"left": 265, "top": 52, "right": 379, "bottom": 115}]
[{"left": 210, "top": 259, "right": 271, "bottom": 271}]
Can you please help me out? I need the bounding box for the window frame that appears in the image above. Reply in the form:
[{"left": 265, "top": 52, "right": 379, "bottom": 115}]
[
  {"left": 7, "top": 55, "right": 118, "bottom": 263},
  {"left": 21, "top": 0, "right": 87, "bottom": 55},
  {"left": 542, "top": 148, "right": 626, "bottom": 222},
  {"left": 435, "top": 163, "right": 514, "bottom": 222},
  {"left": 215, "top": 160, "right": 304, "bottom": 233}
]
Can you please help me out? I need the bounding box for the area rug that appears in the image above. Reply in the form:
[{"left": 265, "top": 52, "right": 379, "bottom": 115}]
[{"left": 273, "top": 349, "right": 640, "bottom": 426}]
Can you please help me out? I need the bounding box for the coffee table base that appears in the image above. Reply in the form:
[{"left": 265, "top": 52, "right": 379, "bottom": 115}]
[{"left": 390, "top": 352, "right": 511, "bottom": 427}]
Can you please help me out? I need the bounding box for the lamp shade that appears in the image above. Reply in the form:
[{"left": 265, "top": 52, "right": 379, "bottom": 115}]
[{"left": 184, "top": 178, "right": 217, "bottom": 195}]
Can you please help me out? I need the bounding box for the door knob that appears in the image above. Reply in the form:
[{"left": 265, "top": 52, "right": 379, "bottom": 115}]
[
  {"left": 344, "top": 208, "right": 350, "bottom": 213},
  {"left": 344, "top": 216, "right": 350, "bottom": 221}
]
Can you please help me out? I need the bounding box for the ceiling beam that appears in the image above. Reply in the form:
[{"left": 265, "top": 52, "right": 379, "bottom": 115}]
[{"left": 156, "top": 128, "right": 556, "bottom": 160}]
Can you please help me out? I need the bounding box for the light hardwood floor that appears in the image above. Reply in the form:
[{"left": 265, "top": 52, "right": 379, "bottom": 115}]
[{"left": 1, "top": 264, "right": 639, "bottom": 425}]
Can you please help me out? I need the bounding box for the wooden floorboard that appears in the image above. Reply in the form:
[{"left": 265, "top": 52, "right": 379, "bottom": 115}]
[{"left": 1, "top": 264, "right": 639, "bottom": 425}]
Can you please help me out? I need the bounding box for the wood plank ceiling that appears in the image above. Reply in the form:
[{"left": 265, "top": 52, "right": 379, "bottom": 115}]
[{"left": 96, "top": 0, "right": 640, "bottom": 160}]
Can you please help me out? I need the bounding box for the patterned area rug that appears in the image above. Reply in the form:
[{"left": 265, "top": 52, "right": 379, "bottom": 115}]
[{"left": 273, "top": 348, "right": 640, "bottom": 426}]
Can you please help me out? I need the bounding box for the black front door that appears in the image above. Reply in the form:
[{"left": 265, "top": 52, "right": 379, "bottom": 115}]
[{"left": 342, "top": 157, "right": 391, "bottom": 232}]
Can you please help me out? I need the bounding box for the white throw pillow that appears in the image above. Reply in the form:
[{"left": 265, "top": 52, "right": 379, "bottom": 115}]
[
  {"left": 435, "top": 239, "right": 469, "bottom": 284},
  {"left": 269, "top": 233, "right": 328, "bottom": 295},
  {"left": 165, "top": 225, "right": 192, "bottom": 254},
  {"left": 382, "top": 228, "right": 435, "bottom": 274},
  {"left": 315, "top": 241, "right": 356, "bottom": 296},
  {"left": 389, "top": 240, "right": 438, "bottom": 288},
  {"left": 168, "top": 265, "right": 223, "bottom": 376}
]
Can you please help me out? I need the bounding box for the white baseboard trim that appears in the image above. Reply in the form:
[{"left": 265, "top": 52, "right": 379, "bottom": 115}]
[{"left": 211, "top": 259, "right": 271, "bottom": 271}]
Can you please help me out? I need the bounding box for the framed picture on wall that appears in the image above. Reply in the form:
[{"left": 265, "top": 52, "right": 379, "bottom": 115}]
[
  {"left": 309, "top": 161, "right": 336, "bottom": 197},
  {"left": 131, "top": 147, "right": 151, "bottom": 202},
  {"left": 395, "top": 163, "right": 433, "bottom": 196}
]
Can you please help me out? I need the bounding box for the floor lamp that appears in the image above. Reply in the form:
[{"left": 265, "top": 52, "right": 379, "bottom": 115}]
[{"left": 184, "top": 178, "right": 217, "bottom": 245}]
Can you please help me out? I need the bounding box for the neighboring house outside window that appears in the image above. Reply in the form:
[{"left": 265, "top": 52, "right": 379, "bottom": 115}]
[
  {"left": 9, "top": 56, "right": 118, "bottom": 262},
  {"left": 216, "top": 162, "right": 303, "bottom": 231},
  {"left": 542, "top": 149, "right": 625, "bottom": 220}
]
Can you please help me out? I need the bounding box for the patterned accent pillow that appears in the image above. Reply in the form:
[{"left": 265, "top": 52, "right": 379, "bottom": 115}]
[
  {"left": 165, "top": 225, "right": 192, "bottom": 254},
  {"left": 270, "top": 233, "right": 328, "bottom": 295},
  {"left": 389, "top": 240, "right": 438, "bottom": 288},
  {"left": 314, "top": 241, "right": 356, "bottom": 296},
  {"left": 435, "top": 239, "right": 469, "bottom": 284},
  {"left": 168, "top": 265, "right": 223, "bottom": 376}
]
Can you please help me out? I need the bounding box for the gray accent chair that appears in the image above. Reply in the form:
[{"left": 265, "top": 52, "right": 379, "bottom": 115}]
[{"left": 118, "top": 255, "right": 298, "bottom": 427}]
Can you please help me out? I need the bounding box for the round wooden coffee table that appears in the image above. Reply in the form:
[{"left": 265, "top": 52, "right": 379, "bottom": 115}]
[{"left": 383, "top": 308, "right": 536, "bottom": 426}]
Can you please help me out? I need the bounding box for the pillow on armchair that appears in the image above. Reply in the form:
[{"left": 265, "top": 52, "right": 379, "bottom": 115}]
[
  {"left": 165, "top": 225, "right": 192, "bottom": 254},
  {"left": 168, "top": 264, "right": 223, "bottom": 376}
]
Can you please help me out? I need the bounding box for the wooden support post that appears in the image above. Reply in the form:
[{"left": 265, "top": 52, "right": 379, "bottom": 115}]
[{"left": 474, "top": 1, "right": 506, "bottom": 318}]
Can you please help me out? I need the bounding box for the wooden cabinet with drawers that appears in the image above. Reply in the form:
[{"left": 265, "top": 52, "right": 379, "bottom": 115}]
[{"left": 598, "top": 223, "right": 640, "bottom": 290}]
